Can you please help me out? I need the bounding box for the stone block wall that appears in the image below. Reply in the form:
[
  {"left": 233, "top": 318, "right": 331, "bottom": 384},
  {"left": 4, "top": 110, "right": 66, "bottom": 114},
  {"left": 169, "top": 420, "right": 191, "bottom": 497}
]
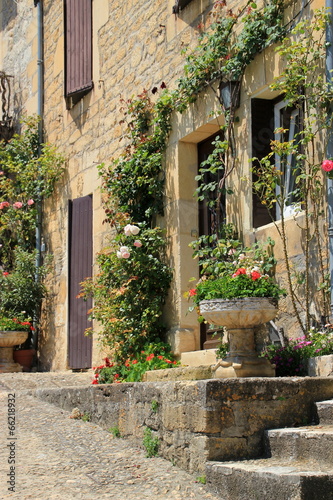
[{"left": 34, "top": 377, "right": 333, "bottom": 473}]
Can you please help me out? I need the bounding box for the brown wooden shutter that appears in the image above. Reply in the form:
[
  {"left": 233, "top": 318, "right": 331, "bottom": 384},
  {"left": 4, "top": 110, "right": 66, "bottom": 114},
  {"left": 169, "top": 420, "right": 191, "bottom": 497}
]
[
  {"left": 251, "top": 98, "right": 276, "bottom": 227},
  {"left": 68, "top": 195, "right": 93, "bottom": 369},
  {"left": 65, "top": 0, "right": 93, "bottom": 97}
]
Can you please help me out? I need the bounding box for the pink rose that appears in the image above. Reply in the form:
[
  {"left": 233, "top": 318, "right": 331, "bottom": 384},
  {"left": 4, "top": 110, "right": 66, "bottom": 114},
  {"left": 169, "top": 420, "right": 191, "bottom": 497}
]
[
  {"left": 27, "top": 199, "right": 34, "bottom": 206},
  {"left": 322, "top": 159, "right": 333, "bottom": 172},
  {"left": 134, "top": 240, "right": 142, "bottom": 247},
  {"left": 13, "top": 202, "right": 23, "bottom": 209},
  {"left": 0, "top": 201, "right": 10, "bottom": 209}
]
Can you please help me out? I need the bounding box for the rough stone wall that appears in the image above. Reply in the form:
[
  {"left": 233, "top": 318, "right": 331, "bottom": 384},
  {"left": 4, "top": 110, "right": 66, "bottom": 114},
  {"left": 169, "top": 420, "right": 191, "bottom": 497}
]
[
  {"left": 0, "top": 1, "right": 38, "bottom": 122},
  {"left": 34, "top": 378, "right": 333, "bottom": 473}
]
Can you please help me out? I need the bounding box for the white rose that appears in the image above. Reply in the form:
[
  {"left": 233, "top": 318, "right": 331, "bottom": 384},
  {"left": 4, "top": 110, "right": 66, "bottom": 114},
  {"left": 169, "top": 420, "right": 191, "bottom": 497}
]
[
  {"left": 124, "top": 224, "right": 132, "bottom": 236},
  {"left": 130, "top": 225, "right": 140, "bottom": 235}
]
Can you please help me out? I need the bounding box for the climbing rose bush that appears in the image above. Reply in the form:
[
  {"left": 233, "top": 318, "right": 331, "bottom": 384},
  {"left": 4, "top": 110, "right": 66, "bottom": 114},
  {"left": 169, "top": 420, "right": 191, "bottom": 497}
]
[{"left": 80, "top": 222, "right": 172, "bottom": 363}]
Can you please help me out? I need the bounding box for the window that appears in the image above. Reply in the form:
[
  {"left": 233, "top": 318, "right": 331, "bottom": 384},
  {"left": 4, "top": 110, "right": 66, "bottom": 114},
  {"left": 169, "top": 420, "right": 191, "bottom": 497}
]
[
  {"left": 274, "top": 100, "right": 301, "bottom": 219},
  {"left": 252, "top": 97, "right": 302, "bottom": 227},
  {"left": 172, "top": 0, "right": 194, "bottom": 14},
  {"left": 64, "top": 0, "right": 93, "bottom": 104}
]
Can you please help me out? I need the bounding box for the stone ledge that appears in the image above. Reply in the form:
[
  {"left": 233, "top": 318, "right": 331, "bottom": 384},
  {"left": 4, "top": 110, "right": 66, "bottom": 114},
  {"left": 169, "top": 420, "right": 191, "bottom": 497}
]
[
  {"left": 143, "top": 365, "right": 214, "bottom": 381},
  {"left": 33, "top": 377, "right": 333, "bottom": 474}
]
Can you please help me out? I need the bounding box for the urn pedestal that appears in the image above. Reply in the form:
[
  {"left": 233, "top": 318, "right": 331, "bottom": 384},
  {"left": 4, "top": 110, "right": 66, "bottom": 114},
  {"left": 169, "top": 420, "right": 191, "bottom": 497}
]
[
  {"left": 199, "top": 297, "right": 277, "bottom": 378},
  {"left": 0, "top": 331, "right": 29, "bottom": 373}
]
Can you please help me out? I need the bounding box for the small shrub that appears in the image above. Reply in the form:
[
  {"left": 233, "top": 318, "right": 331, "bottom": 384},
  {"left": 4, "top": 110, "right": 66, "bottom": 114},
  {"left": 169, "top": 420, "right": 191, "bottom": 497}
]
[
  {"left": 109, "top": 425, "right": 121, "bottom": 438},
  {"left": 151, "top": 400, "right": 159, "bottom": 412},
  {"left": 261, "top": 328, "right": 333, "bottom": 376},
  {"left": 81, "top": 412, "right": 91, "bottom": 422},
  {"left": 143, "top": 427, "right": 159, "bottom": 458}
]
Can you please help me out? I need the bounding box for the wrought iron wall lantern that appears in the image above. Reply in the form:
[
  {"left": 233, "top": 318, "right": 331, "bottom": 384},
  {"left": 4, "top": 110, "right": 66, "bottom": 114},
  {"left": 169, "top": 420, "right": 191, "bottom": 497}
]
[
  {"left": 0, "top": 72, "right": 14, "bottom": 143},
  {"left": 219, "top": 79, "right": 241, "bottom": 110}
]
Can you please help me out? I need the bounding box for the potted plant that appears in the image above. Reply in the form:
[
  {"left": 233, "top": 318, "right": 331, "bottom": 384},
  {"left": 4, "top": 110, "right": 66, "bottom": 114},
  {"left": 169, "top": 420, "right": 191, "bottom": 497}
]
[
  {"left": 0, "top": 249, "right": 49, "bottom": 372},
  {"left": 0, "top": 315, "right": 34, "bottom": 372},
  {"left": 189, "top": 252, "right": 286, "bottom": 377}
]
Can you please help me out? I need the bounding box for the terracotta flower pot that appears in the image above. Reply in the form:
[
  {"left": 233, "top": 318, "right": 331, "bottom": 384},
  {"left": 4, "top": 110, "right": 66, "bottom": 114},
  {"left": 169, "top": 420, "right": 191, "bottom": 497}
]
[{"left": 13, "top": 349, "right": 36, "bottom": 372}]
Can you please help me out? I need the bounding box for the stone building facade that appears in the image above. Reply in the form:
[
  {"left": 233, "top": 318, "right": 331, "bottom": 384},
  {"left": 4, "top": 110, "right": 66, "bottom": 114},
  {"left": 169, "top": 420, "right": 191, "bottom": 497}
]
[{"left": 0, "top": 0, "right": 329, "bottom": 370}]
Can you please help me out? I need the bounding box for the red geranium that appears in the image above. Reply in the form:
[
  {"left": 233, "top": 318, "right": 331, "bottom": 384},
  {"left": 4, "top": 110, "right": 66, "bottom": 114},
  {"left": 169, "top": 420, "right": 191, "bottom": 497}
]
[
  {"left": 251, "top": 271, "right": 261, "bottom": 281},
  {"left": 232, "top": 268, "right": 246, "bottom": 277}
]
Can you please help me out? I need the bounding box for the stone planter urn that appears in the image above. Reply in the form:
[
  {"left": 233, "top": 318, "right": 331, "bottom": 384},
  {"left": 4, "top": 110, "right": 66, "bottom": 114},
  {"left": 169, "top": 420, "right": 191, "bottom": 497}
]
[
  {"left": 0, "top": 330, "right": 29, "bottom": 373},
  {"left": 199, "top": 297, "right": 277, "bottom": 378}
]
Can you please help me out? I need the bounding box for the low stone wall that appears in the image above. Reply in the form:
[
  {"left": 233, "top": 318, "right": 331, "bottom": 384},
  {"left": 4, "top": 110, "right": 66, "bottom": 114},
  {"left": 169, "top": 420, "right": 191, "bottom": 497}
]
[
  {"left": 308, "top": 355, "right": 333, "bottom": 377},
  {"left": 34, "top": 377, "right": 333, "bottom": 473}
]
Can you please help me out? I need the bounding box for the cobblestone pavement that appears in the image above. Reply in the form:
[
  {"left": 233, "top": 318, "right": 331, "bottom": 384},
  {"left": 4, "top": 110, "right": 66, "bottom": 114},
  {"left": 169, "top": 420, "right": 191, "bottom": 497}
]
[{"left": 0, "top": 372, "right": 222, "bottom": 500}]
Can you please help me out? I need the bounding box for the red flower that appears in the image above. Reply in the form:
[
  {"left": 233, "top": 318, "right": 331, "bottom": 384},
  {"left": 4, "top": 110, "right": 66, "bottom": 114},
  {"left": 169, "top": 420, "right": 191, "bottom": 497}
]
[
  {"left": 2, "top": 272, "right": 9, "bottom": 276},
  {"left": 232, "top": 268, "right": 246, "bottom": 277},
  {"left": 132, "top": 359, "right": 138, "bottom": 364},
  {"left": 92, "top": 379, "right": 98, "bottom": 385},
  {"left": 158, "top": 355, "right": 164, "bottom": 360},
  {"left": 251, "top": 271, "right": 261, "bottom": 281},
  {"left": 103, "top": 357, "right": 111, "bottom": 366},
  {"left": 165, "top": 359, "right": 172, "bottom": 364},
  {"left": 114, "top": 373, "right": 120, "bottom": 379},
  {"left": 322, "top": 159, "right": 333, "bottom": 172},
  {"left": 189, "top": 288, "right": 197, "bottom": 297}
]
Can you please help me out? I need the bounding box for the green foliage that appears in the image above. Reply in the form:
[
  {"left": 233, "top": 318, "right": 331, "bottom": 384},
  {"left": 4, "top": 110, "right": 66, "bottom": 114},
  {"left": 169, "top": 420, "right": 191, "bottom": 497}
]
[
  {"left": 0, "top": 116, "right": 65, "bottom": 268},
  {"left": 190, "top": 224, "right": 276, "bottom": 280},
  {"left": 143, "top": 427, "right": 159, "bottom": 458},
  {"left": 194, "top": 273, "right": 284, "bottom": 302},
  {"left": 81, "top": 412, "right": 91, "bottom": 422},
  {"left": 0, "top": 314, "right": 33, "bottom": 332},
  {"left": 176, "top": 0, "right": 285, "bottom": 110},
  {"left": 215, "top": 340, "right": 230, "bottom": 360},
  {"left": 109, "top": 426, "right": 121, "bottom": 438},
  {"left": 261, "top": 328, "right": 333, "bottom": 376},
  {"left": 196, "top": 475, "right": 207, "bottom": 485},
  {"left": 0, "top": 249, "right": 49, "bottom": 320},
  {"left": 99, "top": 89, "right": 173, "bottom": 225},
  {"left": 92, "top": 343, "right": 179, "bottom": 384},
  {"left": 151, "top": 400, "right": 159, "bottom": 412}
]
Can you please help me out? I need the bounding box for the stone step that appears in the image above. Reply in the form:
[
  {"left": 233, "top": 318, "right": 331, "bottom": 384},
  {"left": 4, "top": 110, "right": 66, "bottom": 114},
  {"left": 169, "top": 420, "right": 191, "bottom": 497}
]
[
  {"left": 316, "top": 399, "right": 333, "bottom": 425},
  {"left": 206, "top": 458, "right": 333, "bottom": 500},
  {"left": 265, "top": 425, "right": 333, "bottom": 463}
]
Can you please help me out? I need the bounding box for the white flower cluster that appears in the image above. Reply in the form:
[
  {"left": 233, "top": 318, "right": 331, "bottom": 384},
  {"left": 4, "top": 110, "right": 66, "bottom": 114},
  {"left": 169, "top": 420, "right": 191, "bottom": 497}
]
[{"left": 117, "top": 224, "right": 142, "bottom": 259}]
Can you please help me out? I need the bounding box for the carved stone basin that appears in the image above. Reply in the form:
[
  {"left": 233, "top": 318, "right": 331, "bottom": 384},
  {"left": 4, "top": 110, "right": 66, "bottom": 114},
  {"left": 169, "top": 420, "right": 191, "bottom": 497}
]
[
  {"left": 199, "top": 298, "right": 277, "bottom": 378},
  {"left": 0, "top": 330, "right": 29, "bottom": 373}
]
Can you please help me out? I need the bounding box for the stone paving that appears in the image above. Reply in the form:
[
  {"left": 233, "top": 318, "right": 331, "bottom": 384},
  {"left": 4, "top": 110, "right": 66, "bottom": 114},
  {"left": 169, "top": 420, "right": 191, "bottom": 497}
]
[{"left": 0, "top": 372, "right": 222, "bottom": 500}]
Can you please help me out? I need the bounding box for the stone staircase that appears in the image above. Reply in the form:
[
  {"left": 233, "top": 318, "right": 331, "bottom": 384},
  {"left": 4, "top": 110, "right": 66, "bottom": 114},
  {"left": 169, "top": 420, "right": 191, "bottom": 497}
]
[{"left": 206, "top": 399, "right": 333, "bottom": 500}]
